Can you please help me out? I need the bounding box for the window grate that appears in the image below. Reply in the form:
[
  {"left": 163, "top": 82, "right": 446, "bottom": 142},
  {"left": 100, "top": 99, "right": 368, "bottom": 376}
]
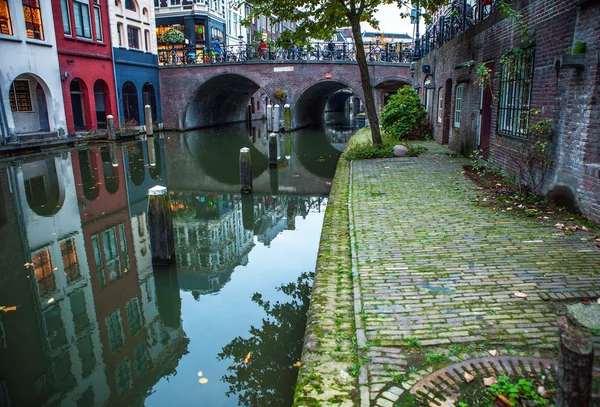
[{"left": 498, "top": 49, "right": 534, "bottom": 138}]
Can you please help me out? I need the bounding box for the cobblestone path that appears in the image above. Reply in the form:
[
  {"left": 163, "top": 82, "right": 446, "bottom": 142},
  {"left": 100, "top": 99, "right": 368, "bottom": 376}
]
[{"left": 348, "top": 145, "right": 600, "bottom": 406}]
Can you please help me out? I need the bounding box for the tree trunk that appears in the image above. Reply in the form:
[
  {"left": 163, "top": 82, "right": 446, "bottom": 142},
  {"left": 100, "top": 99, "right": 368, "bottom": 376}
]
[
  {"left": 348, "top": 15, "right": 382, "bottom": 147},
  {"left": 556, "top": 316, "right": 594, "bottom": 407}
]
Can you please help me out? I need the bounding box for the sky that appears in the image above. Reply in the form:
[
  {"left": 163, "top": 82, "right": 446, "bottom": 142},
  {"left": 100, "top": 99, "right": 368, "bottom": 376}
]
[{"left": 361, "top": 4, "right": 418, "bottom": 38}]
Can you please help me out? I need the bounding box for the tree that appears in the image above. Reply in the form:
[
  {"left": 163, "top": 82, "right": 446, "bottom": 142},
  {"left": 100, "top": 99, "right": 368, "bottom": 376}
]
[{"left": 247, "top": 0, "right": 445, "bottom": 147}]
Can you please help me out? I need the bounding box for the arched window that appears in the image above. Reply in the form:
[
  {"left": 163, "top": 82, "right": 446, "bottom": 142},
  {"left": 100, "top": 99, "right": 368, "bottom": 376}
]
[
  {"left": 122, "top": 81, "right": 140, "bottom": 125},
  {"left": 142, "top": 83, "right": 157, "bottom": 123},
  {"left": 125, "top": 0, "right": 136, "bottom": 11}
]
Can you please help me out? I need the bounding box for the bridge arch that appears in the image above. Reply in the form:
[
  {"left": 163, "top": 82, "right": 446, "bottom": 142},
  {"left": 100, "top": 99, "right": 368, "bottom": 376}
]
[
  {"left": 373, "top": 76, "right": 413, "bottom": 110},
  {"left": 293, "top": 79, "right": 364, "bottom": 129},
  {"left": 185, "top": 72, "right": 273, "bottom": 129}
]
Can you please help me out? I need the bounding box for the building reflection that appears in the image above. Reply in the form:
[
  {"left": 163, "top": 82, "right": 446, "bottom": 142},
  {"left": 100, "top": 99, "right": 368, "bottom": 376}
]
[
  {"left": 0, "top": 142, "right": 187, "bottom": 407},
  {"left": 170, "top": 192, "right": 327, "bottom": 298}
]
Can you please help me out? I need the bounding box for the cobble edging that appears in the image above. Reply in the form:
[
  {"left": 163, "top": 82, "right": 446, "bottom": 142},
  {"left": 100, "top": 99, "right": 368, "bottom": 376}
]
[{"left": 294, "top": 158, "right": 360, "bottom": 407}]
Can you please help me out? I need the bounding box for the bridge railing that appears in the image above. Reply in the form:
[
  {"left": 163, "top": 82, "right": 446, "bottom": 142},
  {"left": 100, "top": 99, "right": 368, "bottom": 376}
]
[
  {"left": 414, "top": 0, "right": 510, "bottom": 59},
  {"left": 157, "top": 41, "right": 414, "bottom": 66}
]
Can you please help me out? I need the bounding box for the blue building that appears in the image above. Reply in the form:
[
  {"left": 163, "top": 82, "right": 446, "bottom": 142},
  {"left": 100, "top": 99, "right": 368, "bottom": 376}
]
[{"left": 109, "top": 0, "right": 162, "bottom": 128}]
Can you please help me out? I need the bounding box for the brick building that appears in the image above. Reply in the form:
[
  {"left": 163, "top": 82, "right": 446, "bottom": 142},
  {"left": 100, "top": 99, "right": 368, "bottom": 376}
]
[
  {"left": 51, "top": 0, "right": 119, "bottom": 135},
  {"left": 412, "top": 0, "right": 600, "bottom": 224}
]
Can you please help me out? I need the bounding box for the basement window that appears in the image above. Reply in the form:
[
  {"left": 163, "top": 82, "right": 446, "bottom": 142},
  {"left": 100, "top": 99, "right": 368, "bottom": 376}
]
[{"left": 498, "top": 49, "right": 534, "bottom": 138}]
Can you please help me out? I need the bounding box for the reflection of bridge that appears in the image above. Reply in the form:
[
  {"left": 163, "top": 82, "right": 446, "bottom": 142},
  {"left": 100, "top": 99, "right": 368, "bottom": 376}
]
[{"left": 159, "top": 61, "right": 411, "bottom": 130}]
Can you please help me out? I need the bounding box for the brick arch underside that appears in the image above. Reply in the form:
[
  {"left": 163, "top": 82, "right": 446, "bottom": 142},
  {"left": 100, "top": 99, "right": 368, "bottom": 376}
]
[
  {"left": 326, "top": 91, "right": 354, "bottom": 112},
  {"left": 294, "top": 81, "right": 363, "bottom": 129},
  {"left": 185, "top": 74, "right": 261, "bottom": 129}
]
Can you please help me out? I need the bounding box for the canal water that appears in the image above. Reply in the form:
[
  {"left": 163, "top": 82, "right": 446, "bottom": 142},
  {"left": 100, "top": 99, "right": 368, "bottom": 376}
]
[{"left": 0, "top": 119, "right": 356, "bottom": 407}]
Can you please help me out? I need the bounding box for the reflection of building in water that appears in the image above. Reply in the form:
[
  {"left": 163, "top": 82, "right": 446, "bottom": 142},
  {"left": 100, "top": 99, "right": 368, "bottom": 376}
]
[
  {"left": 2, "top": 156, "right": 110, "bottom": 406},
  {"left": 172, "top": 193, "right": 254, "bottom": 296}
]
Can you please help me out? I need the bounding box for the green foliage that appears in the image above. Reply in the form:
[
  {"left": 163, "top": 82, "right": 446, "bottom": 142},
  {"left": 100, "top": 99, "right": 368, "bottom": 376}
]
[
  {"left": 405, "top": 336, "right": 422, "bottom": 349},
  {"left": 488, "top": 376, "right": 551, "bottom": 406},
  {"left": 474, "top": 63, "right": 493, "bottom": 92},
  {"left": 469, "top": 150, "right": 504, "bottom": 177},
  {"left": 161, "top": 28, "right": 185, "bottom": 44},
  {"left": 380, "top": 87, "right": 431, "bottom": 141},
  {"left": 572, "top": 41, "right": 587, "bottom": 54},
  {"left": 406, "top": 144, "right": 428, "bottom": 157},
  {"left": 343, "top": 141, "right": 394, "bottom": 161},
  {"left": 274, "top": 88, "right": 287, "bottom": 102},
  {"left": 496, "top": 0, "right": 533, "bottom": 45}
]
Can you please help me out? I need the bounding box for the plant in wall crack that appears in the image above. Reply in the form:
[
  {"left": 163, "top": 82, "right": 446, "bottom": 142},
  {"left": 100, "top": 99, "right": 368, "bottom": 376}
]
[
  {"left": 274, "top": 88, "right": 288, "bottom": 102},
  {"left": 474, "top": 62, "right": 495, "bottom": 96},
  {"left": 572, "top": 41, "right": 587, "bottom": 55}
]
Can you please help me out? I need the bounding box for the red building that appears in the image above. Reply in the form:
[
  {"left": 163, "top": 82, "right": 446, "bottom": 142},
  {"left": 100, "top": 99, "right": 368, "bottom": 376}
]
[{"left": 51, "top": 0, "right": 118, "bottom": 135}]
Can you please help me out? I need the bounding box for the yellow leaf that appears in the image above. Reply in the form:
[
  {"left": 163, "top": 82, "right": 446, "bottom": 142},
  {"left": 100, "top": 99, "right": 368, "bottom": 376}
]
[
  {"left": 199, "top": 378, "right": 208, "bottom": 384},
  {"left": 243, "top": 352, "right": 252, "bottom": 364},
  {"left": 293, "top": 361, "right": 301, "bottom": 368},
  {"left": 1, "top": 306, "right": 17, "bottom": 312}
]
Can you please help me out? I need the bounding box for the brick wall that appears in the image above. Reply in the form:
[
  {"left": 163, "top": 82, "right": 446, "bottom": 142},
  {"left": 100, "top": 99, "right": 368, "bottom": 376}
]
[{"left": 414, "top": 0, "right": 600, "bottom": 224}]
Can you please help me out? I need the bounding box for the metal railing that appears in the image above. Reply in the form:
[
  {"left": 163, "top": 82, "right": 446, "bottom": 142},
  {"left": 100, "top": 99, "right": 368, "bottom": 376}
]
[
  {"left": 158, "top": 41, "right": 414, "bottom": 66},
  {"left": 414, "top": 0, "right": 510, "bottom": 59}
]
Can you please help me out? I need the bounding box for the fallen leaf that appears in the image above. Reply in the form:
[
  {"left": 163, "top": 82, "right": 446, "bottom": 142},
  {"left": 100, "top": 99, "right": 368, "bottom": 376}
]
[
  {"left": 199, "top": 378, "right": 208, "bottom": 384},
  {"left": 488, "top": 349, "right": 498, "bottom": 356},
  {"left": 513, "top": 291, "right": 528, "bottom": 298},
  {"left": 597, "top": 298, "right": 600, "bottom": 304},
  {"left": 24, "top": 263, "right": 33, "bottom": 267},
  {"left": 293, "top": 361, "right": 301, "bottom": 368},
  {"left": 582, "top": 226, "right": 589, "bottom": 232},
  {"left": 484, "top": 376, "right": 498, "bottom": 386},
  {"left": 497, "top": 394, "right": 513, "bottom": 407},
  {"left": 384, "top": 166, "right": 390, "bottom": 169},
  {"left": 537, "top": 386, "right": 548, "bottom": 398},
  {"left": 1, "top": 306, "right": 17, "bottom": 312},
  {"left": 463, "top": 372, "right": 475, "bottom": 383},
  {"left": 52, "top": 267, "right": 58, "bottom": 271},
  {"left": 582, "top": 297, "right": 590, "bottom": 305}
]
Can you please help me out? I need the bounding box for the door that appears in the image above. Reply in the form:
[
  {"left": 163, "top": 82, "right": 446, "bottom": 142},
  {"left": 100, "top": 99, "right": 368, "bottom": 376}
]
[
  {"left": 478, "top": 62, "right": 494, "bottom": 158},
  {"left": 36, "top": 85, "right": 49, "bottom": 131},
  {"left": 70, "top": 81, "right": 86, "bottom": 131}
]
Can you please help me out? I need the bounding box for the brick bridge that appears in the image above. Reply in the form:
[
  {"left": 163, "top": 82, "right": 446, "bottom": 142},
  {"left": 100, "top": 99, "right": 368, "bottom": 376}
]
[{"left": 158, "top": 62, "right": 412, "bottom": 130}]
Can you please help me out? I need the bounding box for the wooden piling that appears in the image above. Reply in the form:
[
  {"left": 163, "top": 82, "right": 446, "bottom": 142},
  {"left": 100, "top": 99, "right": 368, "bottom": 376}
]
[
  {"left": 283, "top": 103, "right": 292, "bottom": 131},
  {"left": 148, "top": 185, "right": 175, "bottom": 265},
  {"left": 266, "top": 104, "right": 273, "bottom": 131},
  {"left": 107, "top": 115, "right": 116, "bottom": 140},
  {"left": 273, "top": 104, "right": 280, "bottom": 132},
  {"left": 240, "top": 147, "right": 252, "bottom": 193},
  {"left": 145, "top": 105, "right": 153, "bottom": 136},
  {"left": 241, "top": 193, "right": 254, "bottom": 230},
  {"left": 269, "top": 133, "right": 278, "bottom": 167}
]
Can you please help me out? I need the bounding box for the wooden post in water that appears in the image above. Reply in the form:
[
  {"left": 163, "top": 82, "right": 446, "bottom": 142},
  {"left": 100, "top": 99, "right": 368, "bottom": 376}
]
[
  {"left": 269, "top": 167, "right": 279, "bottom": 195},
  {"left": 283, "top": 104, "right": 292, "bottom": 131},
  {"left": 145, "top": 105, "right": 153, "bottom": 136},
  {"left": 269, "top": 133, "right": 278, "bottom": 167},
  {"left": 147, "top": 137, "right": 156, "bottom": 167},
  {"left": 273, "top": 104, "right": 280, "bottom": 132},
  {"left": 239, "top": 147, "right": 252, "bottom": 193},
  {"left": 107, "top": 115, "right": 116, "bottom": 140},
  {"left": 109, "top": 143, "right": 119, "bottom": 167},
  {"left": 556, "top": 316, "right": 594, "bottom": 407},
  {"left": 178, "top": 108, "right": 185, "bottom": 131},
  {"left": 266, "top": 104, "right": 273, "bottom": 132},
  {"left": 241, "top": 193, "right": 254, "bottom": 230},
  {"left": 148, "top": 185, "right": 175, "bottom": 265}
]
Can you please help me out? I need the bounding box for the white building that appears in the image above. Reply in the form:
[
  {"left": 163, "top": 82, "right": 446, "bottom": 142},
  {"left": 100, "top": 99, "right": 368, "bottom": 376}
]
[{"left": 0, "top": 0, "right": 67, "bottom": 144}]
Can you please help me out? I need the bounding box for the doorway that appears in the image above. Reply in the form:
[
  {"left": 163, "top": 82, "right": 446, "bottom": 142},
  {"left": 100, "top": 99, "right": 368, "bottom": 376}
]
[
  {"left": 70, "top": 80, "right": 86, "bottom": 131},
  {"left": 478, "top": 62, "right": 494, "bottom": 158}
]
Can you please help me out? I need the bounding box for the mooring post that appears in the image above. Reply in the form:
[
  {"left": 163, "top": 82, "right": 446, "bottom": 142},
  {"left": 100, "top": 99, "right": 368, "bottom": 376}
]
[
  {"left": 273, "top": 104, "right": 280, "bottom": 132},
  {"left": 240, "top": 147, "right": 252, "bottom": 193},
  {"left": 109, "top": 143, "right": 119, "bottom": 167},
  {"left": 283, "top": 104, "right": 292, "bottom": 131},
  {"left": 241, "top": 193, "right": 254, "bottom": 230},
  {"left": 266, "top": 104, "right": 273, "bottom": 131},
  {"left": 177, "top": 108, "right": 185, "bottom": 131},
  {"left": 556, "top": 316, "right": 594, "bottom": 407},
  {"left": 147, "top": 137, "right": 156, "bottom": 167},
  {"left": 107, "top": 115, "right": 116, "bottom": 140},
  {"left": 269, "top": 167, "right": 279, "bottom": 195},
  {"left": 147, "top": 185, "right": 175, "bottom": 265},
  {"left": 145, "top": 105, "right": 153, "bottom": 136},
  {"left": 283, "top": 133, "right": 292, "bottom": 160},
  {"left": 268, "top": 133, "right": 278, "bottom": 167}
]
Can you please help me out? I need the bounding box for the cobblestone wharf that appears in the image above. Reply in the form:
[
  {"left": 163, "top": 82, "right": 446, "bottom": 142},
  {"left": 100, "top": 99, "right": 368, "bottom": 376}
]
[{"left": 294, "top": 142, "right": 600, "bottom": 407}]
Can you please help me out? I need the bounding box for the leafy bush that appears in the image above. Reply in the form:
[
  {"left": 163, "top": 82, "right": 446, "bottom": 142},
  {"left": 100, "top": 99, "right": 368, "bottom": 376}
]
[
  {"left": 343, "top": 141, "right": 394, "bottom": 161},
  {"left": 161, "top": 28, "right": 185, "bottom": 44},
  {"left": 406, "top": 144, "right": 428, "bottom": 157},
  {"left": 380, "top": 86, "right": 431, "bottom": 141}
]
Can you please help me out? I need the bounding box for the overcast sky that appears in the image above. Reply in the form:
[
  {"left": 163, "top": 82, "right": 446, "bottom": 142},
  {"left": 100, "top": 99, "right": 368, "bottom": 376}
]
[{"left": 361, "top": 4, "right": 417, "bottom": 38}]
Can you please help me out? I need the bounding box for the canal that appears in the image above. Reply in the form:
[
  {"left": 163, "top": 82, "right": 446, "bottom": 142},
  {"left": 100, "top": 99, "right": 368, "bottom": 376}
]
[{"left": 0, "top": 119, "right": 356, "bottom": 407}]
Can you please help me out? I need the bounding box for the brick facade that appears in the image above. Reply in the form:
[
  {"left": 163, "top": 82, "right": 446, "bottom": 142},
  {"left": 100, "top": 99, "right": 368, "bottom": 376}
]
[
  {"left": 159, "top": 62, "right": 411, "bottom": 129},
  {"left": 413, "top": 0, "right": 600, "bottom": 224}
]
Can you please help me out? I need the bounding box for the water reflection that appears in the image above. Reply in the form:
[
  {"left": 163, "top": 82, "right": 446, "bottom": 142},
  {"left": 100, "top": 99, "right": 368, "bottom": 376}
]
[{"left": 0, "top": 116, "right": 350, "bottom": 406}]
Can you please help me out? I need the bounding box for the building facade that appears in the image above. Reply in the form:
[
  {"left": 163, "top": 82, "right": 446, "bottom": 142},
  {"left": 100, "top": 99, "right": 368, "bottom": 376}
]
[
  {"left": 0, "top": 0, "right": 67, "bottom": 144},
  {"left": 51, "top": 0, "right": 119, "bottom": 135},
  {"left": 108, "top": 0, "right": 162, "bottom": 127},
  {"left": 413, "top": 0, "right": 600, "bottom": 224}
]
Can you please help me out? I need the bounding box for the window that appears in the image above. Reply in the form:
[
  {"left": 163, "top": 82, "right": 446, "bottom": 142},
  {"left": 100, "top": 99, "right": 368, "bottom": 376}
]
[
  {"left": 437, "top": 88, "right": 443, "bottom": 123},
  {"left": 22, "top": 0, "right": 44, "bottom": 40},
  {"left": 73, "top": 0, "right": 91, "bottom": 38},
  {"left": 498, "top": 49, "right": 534, "bottom": 137},
  {"left": 0, "top": 0, "right": 13, "bottom": 35},
  {"left": 125, "top": 298, "right": 142, "bottom": 337},
  {"left": 58, "top": 0, "right": 71, "bottom": 34},
  {"left": 115, "top": 358, "right": 133, "bottom": 394},
  {"left": 133, "top": 343, "right": 150, "bottom": 377},
  {"left": 117, "top": 22, "right": 123, "bottom": 46},
  {"left": 9, "top": 80, "right": 32, "bottom": 112},
  {"left": 61, "top": 238, "right": 81, "bottom": 283},
  {"left": 102, "top": 227, "right": 121, "bottom": 281},
  {"left": 127, "top": 25, "right": 139, "bottom": 49},
  {"left": 69, "top": 290, "right": 90, "bottom": 334},
  {"left": 77, "top": 336, "right": 96, "bottom": 377},
  {"left": 105, "top": 310, "right": 124, "bottom": 353},
  {"left": 94, "top": 5, "right": 102, "bottom": 40},
  {"left": 125, "top": 0, "right": 135, "bottom": 11},
  {"left": 119, "top": 223, "right": 130, "bottom": 272},
  {"left": 91, "top": 234, "right": 106, "bottom": 287},
  {"left": 454, "top": 85, "right": 463, "bottom": 128},
  {"left": 33, "top": 250, "right": 55, "bottom": 296},
  {"left": 144, "top": 28, "right": 149, "bottom": 51}
]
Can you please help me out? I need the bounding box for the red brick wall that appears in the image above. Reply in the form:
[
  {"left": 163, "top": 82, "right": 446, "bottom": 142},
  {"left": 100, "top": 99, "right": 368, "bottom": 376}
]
[{"left": 414, "top": 0, "right": 600, "bottom": 224}]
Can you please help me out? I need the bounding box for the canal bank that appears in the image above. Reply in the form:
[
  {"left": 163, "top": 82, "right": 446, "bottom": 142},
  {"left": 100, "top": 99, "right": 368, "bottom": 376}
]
[{"left": 295, "top": 133, "right": 600, "bottom": 407}]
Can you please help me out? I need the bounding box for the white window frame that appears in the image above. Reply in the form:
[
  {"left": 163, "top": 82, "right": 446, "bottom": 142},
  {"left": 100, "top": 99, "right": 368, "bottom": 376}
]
[{"left": 454, "top": 85, "right": 463, "bottom": 128}]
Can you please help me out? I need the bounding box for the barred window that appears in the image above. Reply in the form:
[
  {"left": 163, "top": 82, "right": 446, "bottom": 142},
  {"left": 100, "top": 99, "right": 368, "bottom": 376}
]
[
  {"left": 33, "top": 249, "right": 55, "bottom": 296},
  {"left": 0, "top": 0, "right": 13, "bottom": 35},
  {"left": 61, "top": 238, "right": 81, "bottom": 283},
  {"left": 498, "top": 49, "right": 534, "bottom": 138},
  {"left": 22, "top": 0, "right": 44, "bottom": 40}
]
